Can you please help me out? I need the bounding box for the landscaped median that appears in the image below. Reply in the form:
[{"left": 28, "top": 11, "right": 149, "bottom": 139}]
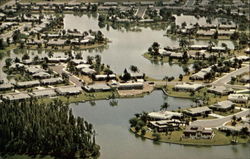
[{"left": 130, "top": 127, "right": 250, "bottom": 146}]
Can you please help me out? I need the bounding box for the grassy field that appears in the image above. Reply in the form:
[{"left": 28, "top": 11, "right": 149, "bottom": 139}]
[{"left": 131, "top": 128, "right": 250, "bottom": 146}]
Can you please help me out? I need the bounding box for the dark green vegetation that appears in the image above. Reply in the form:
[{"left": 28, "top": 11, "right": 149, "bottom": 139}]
[{"left": 0, "top": 99, "right": 99, "bottom": 158}]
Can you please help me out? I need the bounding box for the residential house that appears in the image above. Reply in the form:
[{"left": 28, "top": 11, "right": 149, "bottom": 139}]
[
  {"left": 148, "top": 111, "right": 183, "bottom": 120},
  {"left": 83, "top": 84, "right": 111, "bottom": 92},
  {"left": 2, "top": 92, "right": 31, "bottom": 101},
  {"left": 56, "top": 86, "right": 82, "bottom": 95},
  {"left": 81, "top": 68, "right": 97, "bottom": 75},
  {"left": 16, "top": 80, "right": 40, "bottom": 88},
  {"left": 29, "top": 89, "right": 57, "bottom": 98},
  {"left": 209, "top": 100, "right": 235, "bottom": 111},
  {"left": 117, "top": 82, "right": 143, "bottom": 90},
  {"left": 183, "top": 126, "right": 214, "bottom": 139},
  {"left": 207, "top": 86, "right": 234, "bottom": 95},
  {"left": 32, "top": 72, "right": 51, "bottom": 79},
  {"left": 174, "top": 83, "right": 204, "bottom": 92},
  {"left": 183, "top": 106, "right": 212, "bottom": 117},
  {"left": 0, "top": 83, "right": 14, "bottom": 91},
  {"left": 228, "top": 94, "right": 249, "bottom": 103},
  {"left": 94, "top": 74, "right": 116, "bottom": 81},
  {"left": 240, "top": 75, "right": 250, "bottom": 83},
  {"left": 148, "top": 120, "right": 181, "bottom": 132}
]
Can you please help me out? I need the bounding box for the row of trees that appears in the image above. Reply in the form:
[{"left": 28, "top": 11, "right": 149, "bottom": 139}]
[{"left": 0, "top": 99, "right": 99, "bottom": 158}]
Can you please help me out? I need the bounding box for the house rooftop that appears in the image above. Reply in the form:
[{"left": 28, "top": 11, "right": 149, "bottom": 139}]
[
  {"left": 30, "top": 89, "right": 57, "bottom": 97},
  {"left": 2, "top": 92, "right": 31, "bottom": 101},
  {"left": 184, "top": 106, "right": 211, "bottom": 115}
]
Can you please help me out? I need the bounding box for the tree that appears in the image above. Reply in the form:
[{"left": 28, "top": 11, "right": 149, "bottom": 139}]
[
  {"left": 5, "top": 58, "right": 12, "bottom": 68},
  {"left": 0, "top": 99, "right": 99, "bottom": 158},
  {"left": 152, "top": 42, "right": 160, "bottom": 55},
  {"left": 179, "top": 74, "right": 183, "bottom": 81},
  {"left": 122, "top": 69, "right": 131, "bottom": 81},
  {"left": 160, "top": 102, "right": 169, "bottom": 111},
  {"left": 183, "top": 66, "right": 189, "bottom": 75},
  {"left": 130, "top": 65, "right": 139, "bottom": 73},
  {"left": 179, "top": 38, "right": 189, "bottom": 51}
]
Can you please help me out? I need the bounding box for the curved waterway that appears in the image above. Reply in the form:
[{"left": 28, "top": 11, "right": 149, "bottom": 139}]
[
  {"left": 70, "top": 91, "right": 250, "bottom": 159},
  {"left": 64, "top": 14, "right": 186, "bottom": 79},
  {"left": 64, "top": 14, "right": 235, "bottom": 79}
]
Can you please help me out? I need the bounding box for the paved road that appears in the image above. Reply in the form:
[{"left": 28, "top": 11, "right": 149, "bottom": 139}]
[
  {"left": 212, "top": 66, "right": 249, "bottom": 86},
  {"left": 190, "top": 109, "right": 250, "bottom": 128},
  {"left": 51, "top": 64, "right": 83, "bottom": 87}
]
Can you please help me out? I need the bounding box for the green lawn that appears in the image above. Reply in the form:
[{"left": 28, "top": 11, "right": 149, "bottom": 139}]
[
  {"left": 132, "top": 128, "right": 250, "bottom": 146},
  {"left": 38, "top": 91, "right": 119, "bottom": 104}
]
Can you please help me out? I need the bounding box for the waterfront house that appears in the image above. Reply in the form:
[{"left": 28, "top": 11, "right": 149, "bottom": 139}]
[
  {"left": 76, "top": 64, "right": 91, "bottom": 70},
  {"left": 94, "top": 74, "right": 116, "bottom": 81},
  {"left": 174, "top": 83, "right": 204, "bottom": 92},
  {"left": 117, "top": 82, "right": 143, "bottom": 90},
  {"left": 83, "top": 84, "right": 111, "bottom": 92},
  {"left": 148, "top": 111, "right": 183, "bottom": 120},
  {"left": 81, "top": 68, "right": 97, "bottom": 75},
  {"left": 55, "top": 86, "right": 82, "bottom": 95},
  {"left": 148, "top": 119, "right": 181, "bottom": 132},
  {"left": 71, "top": 59, "right": 87, "bottom": 65},
  {"left": 183, "top": 126, "right": 214, "bottom": 139},
  {"left": 183, "top": 106, "right": 212, "bottom": 117},
  {"left": 209, "top": 100, "right": 235, "bottom": 111},
  {"left": 207, "top": 86, "right": 234, "bottom": 95},
  {"left": 2, "top": 92, "right": 31, "bottom": 101},
  {"left": 169, "top": 52, "right": 184, "bottom": 59},
  {"left": 130, "top": 72, "right": 145, "bottom": 79},
  {"left": 228, "top": 94, "right": 249, "bottom": 103}
]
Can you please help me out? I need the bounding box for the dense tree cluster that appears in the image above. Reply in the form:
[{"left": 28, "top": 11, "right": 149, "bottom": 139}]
[{"left": 0, "top": 99, "right": 99, "bottom": 158}]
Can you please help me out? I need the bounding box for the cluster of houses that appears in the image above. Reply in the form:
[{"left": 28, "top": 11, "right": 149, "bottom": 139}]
[
  {"left": 26, "top": 30, "right": 97, "bottom": 47},
  {"left": 147, "top": 110, "right": 215, "bottom": 139},
  {"left": 17, "top": 0, "right": 181, "bottom": 12},
  {"left": 179, "top": 23, "right": 237, "bottom": 38}
]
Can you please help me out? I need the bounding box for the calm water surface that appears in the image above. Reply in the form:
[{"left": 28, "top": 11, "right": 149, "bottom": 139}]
[{"left": 70, "top": 91, "right": 250, "bottom": 159}]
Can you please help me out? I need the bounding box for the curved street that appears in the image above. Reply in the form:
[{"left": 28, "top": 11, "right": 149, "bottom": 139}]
[{"left": 190, "top": 108, "right": 250, "bottom": 128}]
